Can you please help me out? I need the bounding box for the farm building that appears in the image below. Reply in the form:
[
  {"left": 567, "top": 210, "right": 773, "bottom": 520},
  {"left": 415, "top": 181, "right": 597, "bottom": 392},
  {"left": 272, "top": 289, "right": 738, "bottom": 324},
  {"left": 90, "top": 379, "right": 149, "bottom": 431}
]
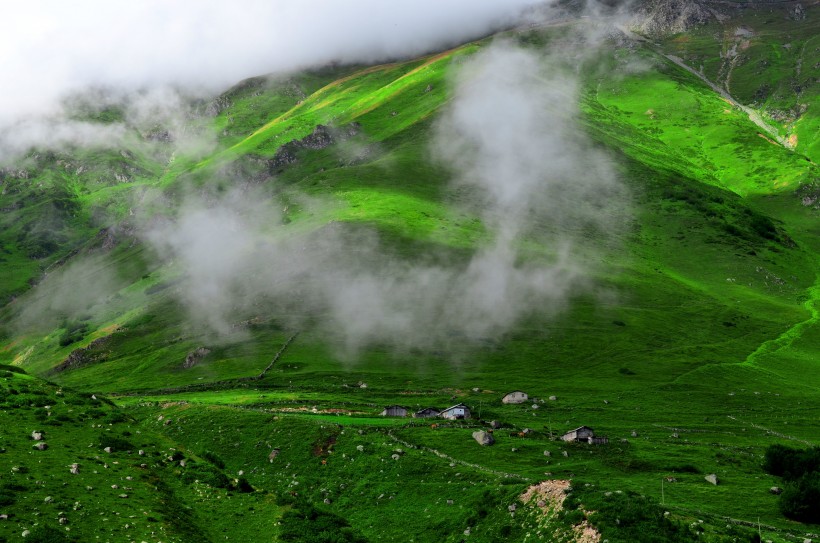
[
  {"left": 440, "top": 403, "right": 470, "bottom": 420},
  {"left": 413, "top": 407, "right": 441, "bottom": 418},
  {"left": 501, "top": 391, "right": 529, "bottom": 404},
  {"left": 380, "top": 405, "right": 408, "bottom": 417},
  {"left": 561, "top": 426, "right": 608, "bottom": 445}
]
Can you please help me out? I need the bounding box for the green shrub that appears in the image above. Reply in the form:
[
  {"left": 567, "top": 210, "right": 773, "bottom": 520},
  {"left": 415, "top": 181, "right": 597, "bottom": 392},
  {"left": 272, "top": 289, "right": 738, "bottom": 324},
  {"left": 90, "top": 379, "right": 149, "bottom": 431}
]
[
  {"left": 779, "top": 472, "right": 820, "bottom": 523},
  {"left": 201, "top": 450, "right": 226, "bottom": 469},
  {"left": 99, "top": 435, "right": 134, "bottom": 452},
  {"left": 24, "top": 526, "right": 71, "bottom": 543},
  {"left": 181, "top": 463, "right": 230, "bottom": 488}
]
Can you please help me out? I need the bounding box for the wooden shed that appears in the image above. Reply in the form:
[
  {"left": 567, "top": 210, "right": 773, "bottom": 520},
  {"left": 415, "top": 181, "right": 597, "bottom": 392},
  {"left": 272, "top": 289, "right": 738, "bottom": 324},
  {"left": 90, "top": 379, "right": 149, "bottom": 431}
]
[
  {"left": 501, "top": 391, "right": 529, "bottom": 404},
  {"left": 439, "top": 403, "right": 470, "bottom": 420},
  {"left": 413, "top": 407, "right": 441, "bottom": 418},
  {"left": 380, "top": 405, "right": 408, "bottom": 417}
]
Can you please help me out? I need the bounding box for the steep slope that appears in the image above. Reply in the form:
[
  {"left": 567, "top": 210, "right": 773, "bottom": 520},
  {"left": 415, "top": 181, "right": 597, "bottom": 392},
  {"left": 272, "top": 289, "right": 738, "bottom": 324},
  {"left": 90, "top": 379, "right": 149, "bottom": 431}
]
[{"left": 1, "top": 5, "right": 819, "bottom": 542}]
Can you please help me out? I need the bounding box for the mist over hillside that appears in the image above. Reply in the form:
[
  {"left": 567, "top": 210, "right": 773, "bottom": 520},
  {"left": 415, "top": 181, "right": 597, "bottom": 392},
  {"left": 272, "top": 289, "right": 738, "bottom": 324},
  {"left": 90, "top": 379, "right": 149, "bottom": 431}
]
[{"left": 1, "top": 1, "right": 819, "bottom": 542}]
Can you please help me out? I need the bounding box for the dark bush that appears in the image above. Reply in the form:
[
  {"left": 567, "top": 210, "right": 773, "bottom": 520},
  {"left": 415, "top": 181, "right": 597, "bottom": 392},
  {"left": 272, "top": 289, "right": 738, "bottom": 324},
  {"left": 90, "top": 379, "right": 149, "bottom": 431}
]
[
  {"left": 98, "top": 435, "right": 134, "bottom": 452},
  {"left": 26, "top": 525, "right": 72, "bottom": 542},
  {"left": 763, "top": 444, "right": 820, "bottom": 480},
  {"left": 779, "top": 472, "right": 820, "bottom": 523},
  {"left": 201, "top": 450, "right": 226, "bottom": 469},
  {"left": 279, "top": 499, "right": 368, "bottom": 543},
  {"left": 181, "top": 463, "right": 230, "bottom": 489}
]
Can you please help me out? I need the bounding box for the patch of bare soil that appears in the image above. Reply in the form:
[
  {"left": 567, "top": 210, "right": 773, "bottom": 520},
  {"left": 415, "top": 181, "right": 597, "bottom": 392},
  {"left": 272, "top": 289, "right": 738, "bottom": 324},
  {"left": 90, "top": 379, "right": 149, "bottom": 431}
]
[{"left": 520, "top": 480, "right": 601, "bottom": 543}]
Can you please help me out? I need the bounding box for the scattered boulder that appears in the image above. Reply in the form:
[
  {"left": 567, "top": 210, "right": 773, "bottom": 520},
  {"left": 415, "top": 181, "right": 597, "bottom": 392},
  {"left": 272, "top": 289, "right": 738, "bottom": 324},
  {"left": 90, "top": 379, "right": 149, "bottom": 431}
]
[
  {"left": 770, "top": 486, "right": 783, "bottom": 495},
  {"left": 472, "top": 431, "right": 495, "bottom": 446},
  {"left": 508, "top": 504, "right": 517, "bottom": 512},
  {"left": 548, "top": 396, "right": 557, "bottom": 401},
  {"left": 424, "top": 84, "right": 433, "bottom": 93},
  {"left": 31, "top": 431, "right": 44, "bottom": 441},
  {"left": 269, "top": 448, "right": 281, "bottom": 462},
  {"left": 33, "top": 442, "right": 48, "bottom": 451},
  {"left": 544, "top": 450, "right": 551, "bottom": 457},
  {"left": 489, "top": 420, "right": 502, "bottom": 429},
  {"left": 44, "top": 496, "right": 53, "bottom": 503},
  {"left": 58, "top": 517, "right": 68, "bottom": 525},
  {"left": 562, "top": 450, "right": 569, "bottom": 457},
  {"left": 103, "top": 447, "right": 112, "bottom": 454},
  {"left": 631, "top": 430, "right": 639, "bottom": 438},
  {"left": 705, "top": 474, "right": 719, "bottom": 485}
]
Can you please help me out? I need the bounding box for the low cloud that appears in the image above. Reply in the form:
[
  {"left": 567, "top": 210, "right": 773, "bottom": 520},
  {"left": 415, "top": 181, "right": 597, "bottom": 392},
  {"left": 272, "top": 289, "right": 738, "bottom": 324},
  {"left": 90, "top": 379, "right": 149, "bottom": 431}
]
[
  {"left": 1, "top": 1, "right": 544, "bottom": 127},
  {"left": 141, "top": 37, "right": 629, "bottom": 355}
]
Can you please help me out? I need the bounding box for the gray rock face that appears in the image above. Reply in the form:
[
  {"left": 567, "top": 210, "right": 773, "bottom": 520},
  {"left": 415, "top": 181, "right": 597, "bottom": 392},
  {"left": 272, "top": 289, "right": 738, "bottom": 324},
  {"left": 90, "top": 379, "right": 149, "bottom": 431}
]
[
  {"left": 472, "top": 430, "right": 495, "bottom": 446},
  {"left": 705, "top": 473, "right": 719, "bottom": 485},
  {"left": 791, "top": 4, "right": 806, "bottom": 20},
  {"left": 183, "top": 347, "right": 211, "bottom": 369},
  {"left": 631, "top": 0, "right": 713, "bottom": 37}
]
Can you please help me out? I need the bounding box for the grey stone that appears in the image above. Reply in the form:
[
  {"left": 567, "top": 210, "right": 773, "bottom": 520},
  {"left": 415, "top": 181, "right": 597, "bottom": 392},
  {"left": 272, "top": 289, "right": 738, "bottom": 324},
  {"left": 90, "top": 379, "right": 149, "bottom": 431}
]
[
  {"left": 472, "top": 431, "right": 495, "bottom": 446},
  {"left": 705, "top": 474, "right": 719, "bottom": 485}
]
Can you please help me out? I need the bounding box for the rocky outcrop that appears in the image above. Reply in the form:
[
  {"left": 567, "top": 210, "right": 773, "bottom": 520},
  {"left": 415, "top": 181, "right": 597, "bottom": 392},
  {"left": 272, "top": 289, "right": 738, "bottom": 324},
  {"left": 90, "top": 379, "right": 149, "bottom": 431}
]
[
  {"left": 49, "top": 335, "right": 114, "bottom": 375},
  {"left": 182, "top": 347, "right": 211, "bottom": 369},
  {"left": 631, "top": 0, "right": 714, "bottom": 37}
]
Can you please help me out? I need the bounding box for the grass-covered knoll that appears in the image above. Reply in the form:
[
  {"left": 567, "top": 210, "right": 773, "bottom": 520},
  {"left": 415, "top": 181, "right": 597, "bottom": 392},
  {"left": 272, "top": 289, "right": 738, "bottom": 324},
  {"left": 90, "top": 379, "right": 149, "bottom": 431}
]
[{"left": 1, "top": 5, "right": 820, "bottom": 542}]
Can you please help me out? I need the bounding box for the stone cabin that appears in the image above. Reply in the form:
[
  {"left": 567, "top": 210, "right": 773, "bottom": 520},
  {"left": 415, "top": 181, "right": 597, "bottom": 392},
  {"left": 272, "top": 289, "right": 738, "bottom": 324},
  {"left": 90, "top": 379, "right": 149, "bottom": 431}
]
[
  {"left": 380, "top": 405, "right": 408, "bottom": 417},
  {"left": 413, "top": 407, "right": 441, "bottom": 418},
  {"left": 561, "top": 426, "right": 608, "bottom": 445},
  {"left": 501, "top": 390, "right": 529, "bottom": 404},
  {"left": 440, "top": 403, "right": 470, "bottom": 420}
]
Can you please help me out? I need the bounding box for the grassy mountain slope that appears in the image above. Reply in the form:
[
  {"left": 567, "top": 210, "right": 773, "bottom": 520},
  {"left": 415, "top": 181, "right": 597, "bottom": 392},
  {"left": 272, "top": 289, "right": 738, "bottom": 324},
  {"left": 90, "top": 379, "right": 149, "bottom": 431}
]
[{"left": 1, "top": 7, "right": 820, "bottom": 542}]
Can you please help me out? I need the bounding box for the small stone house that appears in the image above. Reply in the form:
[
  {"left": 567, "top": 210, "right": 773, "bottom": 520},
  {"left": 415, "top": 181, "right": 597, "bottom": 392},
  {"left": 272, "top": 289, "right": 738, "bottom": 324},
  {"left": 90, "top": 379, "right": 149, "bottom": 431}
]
[
  {"left": 413, "top": 407, "right": 441, "bottom": 418},
  {"left": 439, "top": 403, "right": 471, "bottom": 420},
  {"left": 561, "top": 426, "right": 595, "bottom": 442},
  {"left": 380, "top": 405, "right": 408, "bottom": 417},
  {"left": 501, "top": 391, "right": 529, "bottom": 404}
]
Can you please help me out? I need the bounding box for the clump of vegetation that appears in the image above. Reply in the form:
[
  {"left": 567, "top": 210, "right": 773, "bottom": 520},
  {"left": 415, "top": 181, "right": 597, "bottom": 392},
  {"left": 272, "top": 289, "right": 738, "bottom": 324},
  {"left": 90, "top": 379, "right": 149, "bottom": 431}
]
[
  {"left": 180, "top": 462, "right": 230, "bottom": 488},
  {"left": 565, "top": 486, "right": 696, "bottom": 542},
  {"left": 24, "top": 526, "right": 73, "bottom": 543},
  {"left": 58, "top": 319, "right": 89, "bottom": 347},
  {"left": 763, "top": 444, "right": 820, "bottom": 522},
  {"left": 278, "top": 496, "right": 368, "bottom": 543}
]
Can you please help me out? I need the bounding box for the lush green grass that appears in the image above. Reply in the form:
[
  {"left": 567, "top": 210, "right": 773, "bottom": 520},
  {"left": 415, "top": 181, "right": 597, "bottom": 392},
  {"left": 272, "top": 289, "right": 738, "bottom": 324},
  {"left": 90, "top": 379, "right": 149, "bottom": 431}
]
[{"left": 2, "top": 6, "right": 820, "bottom": 542}]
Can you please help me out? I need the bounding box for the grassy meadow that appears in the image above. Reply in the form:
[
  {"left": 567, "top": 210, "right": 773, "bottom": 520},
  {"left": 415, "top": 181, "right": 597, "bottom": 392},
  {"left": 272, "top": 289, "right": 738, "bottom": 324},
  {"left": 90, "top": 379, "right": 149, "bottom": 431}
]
[{"left": 1, "top": 7, "right": 820, "bottom": 542}]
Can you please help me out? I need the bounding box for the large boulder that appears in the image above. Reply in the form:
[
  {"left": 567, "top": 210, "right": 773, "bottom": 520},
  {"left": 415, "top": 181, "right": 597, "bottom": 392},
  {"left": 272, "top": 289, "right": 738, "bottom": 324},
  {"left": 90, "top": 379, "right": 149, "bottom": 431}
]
[
  {"left": 705, "top": 474, "right": 719, "bottom": 485},
  {"left": 472, "top": 431, "right": 495, "bottom": 446}
]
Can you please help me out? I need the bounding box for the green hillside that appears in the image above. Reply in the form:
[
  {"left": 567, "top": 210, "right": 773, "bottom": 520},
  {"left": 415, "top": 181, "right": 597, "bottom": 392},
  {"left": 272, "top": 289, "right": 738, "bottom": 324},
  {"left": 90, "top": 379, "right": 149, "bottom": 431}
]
[{"left": 1, "top": 5, "right": 819, "bottom": 542}]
